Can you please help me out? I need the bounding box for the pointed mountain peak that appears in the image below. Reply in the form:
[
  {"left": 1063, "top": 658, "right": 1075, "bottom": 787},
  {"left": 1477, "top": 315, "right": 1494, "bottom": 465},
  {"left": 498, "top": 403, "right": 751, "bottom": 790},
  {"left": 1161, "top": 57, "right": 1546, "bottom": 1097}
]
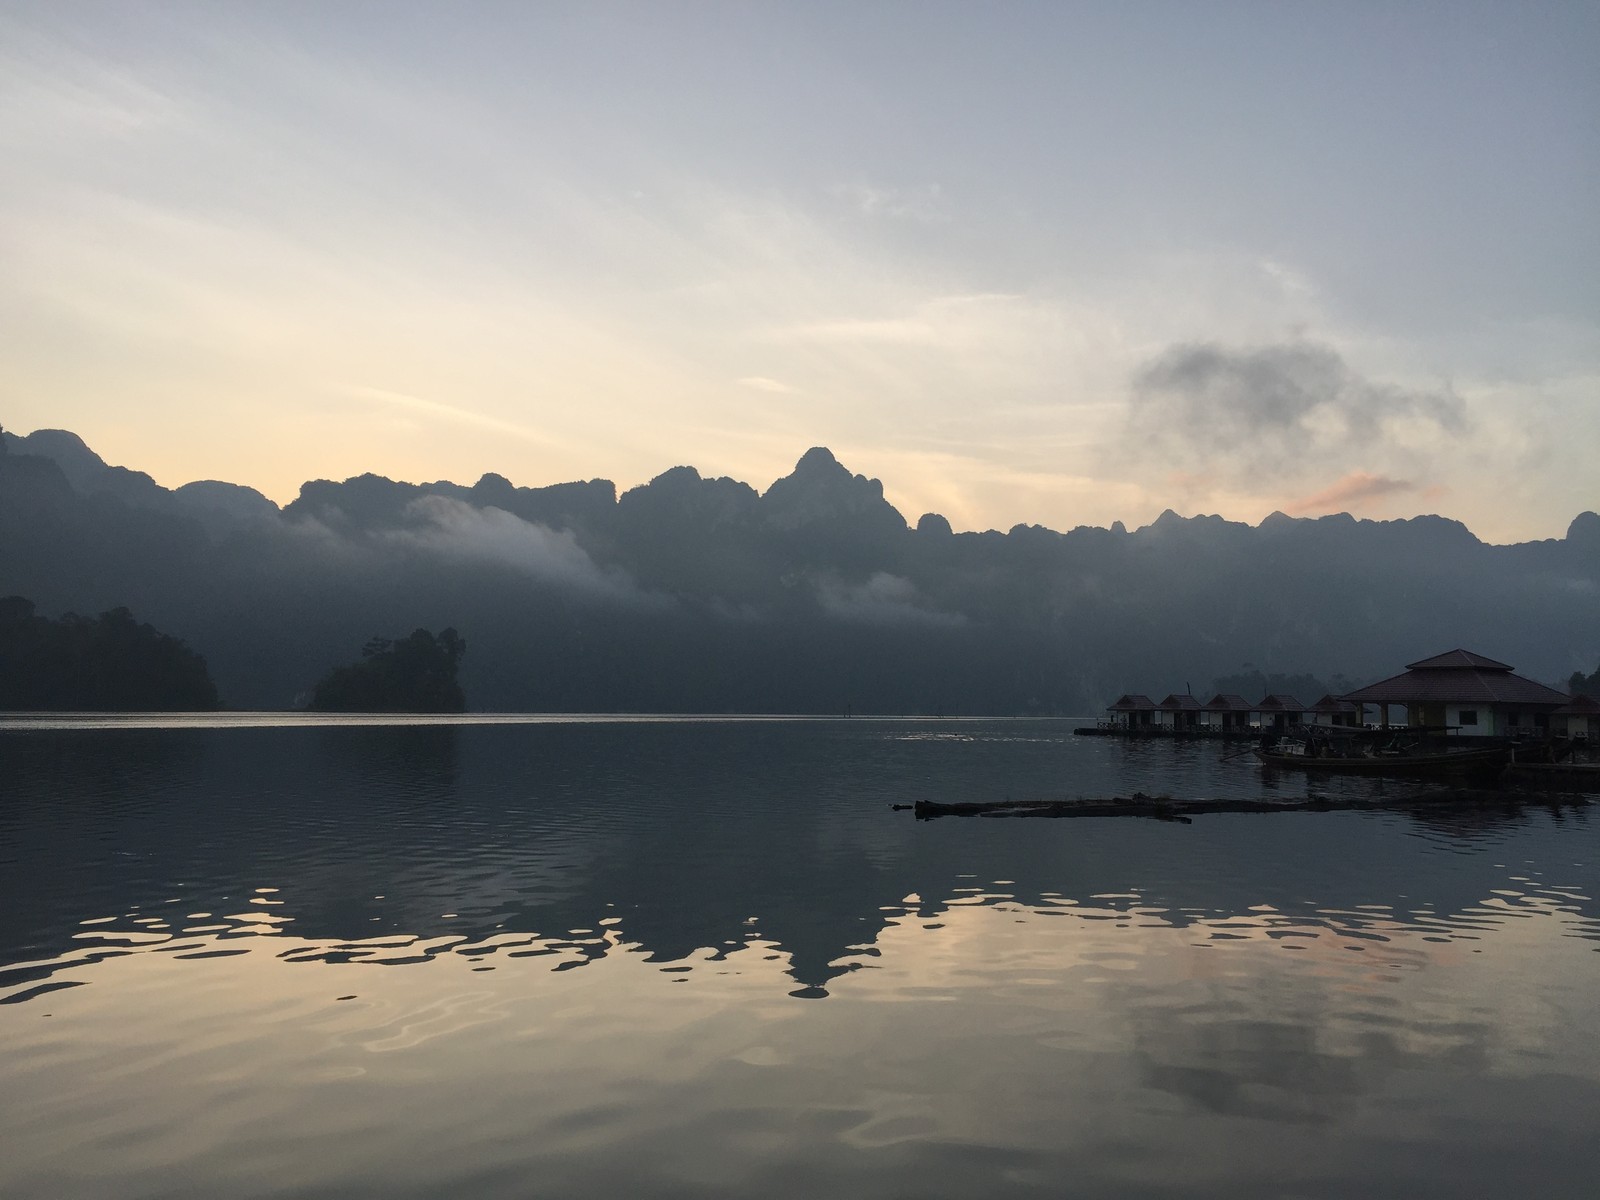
[
  {"left": 762, "top": 447, "right": 904, "bottom": 533},
  {"left": 1133, "top": 509, "right": 1189, "bottom": 536}
]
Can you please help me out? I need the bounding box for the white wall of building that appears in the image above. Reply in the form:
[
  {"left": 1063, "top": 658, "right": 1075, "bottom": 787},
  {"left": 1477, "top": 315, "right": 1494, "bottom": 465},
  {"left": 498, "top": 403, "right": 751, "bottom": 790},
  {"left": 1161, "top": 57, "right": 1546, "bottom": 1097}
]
[{"left": 1445, "top": 703, "right": 1488, "bottom": 734}]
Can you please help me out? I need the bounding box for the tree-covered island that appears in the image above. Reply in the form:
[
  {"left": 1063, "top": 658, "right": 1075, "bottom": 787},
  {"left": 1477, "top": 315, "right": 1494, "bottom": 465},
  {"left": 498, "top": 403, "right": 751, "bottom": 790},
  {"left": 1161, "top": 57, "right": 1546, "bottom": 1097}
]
[
  {"left": 0, "top": 596, "right": 220, "bottom": 710},
  {"left": 308, "top": 628, "right": 467, "bottom": 712}
]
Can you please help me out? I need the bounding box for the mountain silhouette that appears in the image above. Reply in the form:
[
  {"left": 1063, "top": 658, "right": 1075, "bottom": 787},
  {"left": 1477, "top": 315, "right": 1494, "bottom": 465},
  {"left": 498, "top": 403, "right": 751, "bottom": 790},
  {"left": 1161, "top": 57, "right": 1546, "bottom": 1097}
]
[{"left": 1, "top": 425, "right": 1595, "bottom": 712}]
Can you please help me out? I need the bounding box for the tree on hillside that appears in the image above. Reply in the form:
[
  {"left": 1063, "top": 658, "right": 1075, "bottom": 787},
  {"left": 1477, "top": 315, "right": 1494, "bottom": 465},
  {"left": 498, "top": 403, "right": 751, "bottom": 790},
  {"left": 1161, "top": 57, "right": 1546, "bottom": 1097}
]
[
  {"left": 309, "top": 628, "right": 467, "bottom": 712},
  {"left": 0, "top": 596, "right": 220, "bottom": 710},
  {"left": 1211, "top": 669, "right": 1346, "bottom": 702},
  {"left": 1571, "top": 662, "right": 1600, "bottom": 697}
]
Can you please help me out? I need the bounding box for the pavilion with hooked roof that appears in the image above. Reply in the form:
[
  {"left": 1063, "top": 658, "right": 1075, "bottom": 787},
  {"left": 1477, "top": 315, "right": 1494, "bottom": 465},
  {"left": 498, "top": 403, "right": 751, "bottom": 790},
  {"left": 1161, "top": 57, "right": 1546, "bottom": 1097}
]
[{"left": 1341, "top": 649, "right": 1571, "bottom": 737}]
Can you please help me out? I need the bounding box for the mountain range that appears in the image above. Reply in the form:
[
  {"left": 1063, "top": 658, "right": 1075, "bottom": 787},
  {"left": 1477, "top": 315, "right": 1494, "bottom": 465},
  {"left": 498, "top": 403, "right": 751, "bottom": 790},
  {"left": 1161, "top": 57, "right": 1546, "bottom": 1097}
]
[{"left": 3, "top": 425, "right": 1596, "bottom": 712}]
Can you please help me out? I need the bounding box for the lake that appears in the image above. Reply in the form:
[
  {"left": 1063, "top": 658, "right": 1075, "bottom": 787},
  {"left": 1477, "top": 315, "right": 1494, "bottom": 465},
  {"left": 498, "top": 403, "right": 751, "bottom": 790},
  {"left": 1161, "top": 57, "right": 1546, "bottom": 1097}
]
[{"left": 2, "top": 716, "right": 1597, "bottom": 1198}]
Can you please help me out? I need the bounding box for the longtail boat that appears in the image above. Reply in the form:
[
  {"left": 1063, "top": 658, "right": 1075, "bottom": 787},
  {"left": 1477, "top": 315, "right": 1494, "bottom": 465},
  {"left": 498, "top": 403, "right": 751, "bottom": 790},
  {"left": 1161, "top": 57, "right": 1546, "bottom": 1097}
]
[{"left": 1254, "top": 735, "right": 1508, "bottom": 778}]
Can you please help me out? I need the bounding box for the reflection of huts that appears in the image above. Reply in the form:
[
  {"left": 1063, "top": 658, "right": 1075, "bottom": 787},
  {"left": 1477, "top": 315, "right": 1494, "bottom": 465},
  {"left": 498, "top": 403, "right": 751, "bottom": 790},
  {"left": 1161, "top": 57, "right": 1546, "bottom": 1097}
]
[
  {"left": 1201, "top": 693, "right": 1253, "bottom": 732},
  {"left": 1255, "top": 694, "right": 1305, "bottom": 732},
  {"left": 1341, "top": 649, "right": 1569, "bottom": 736},
  {"left": 1552, "top": 693, "right": 1600, "bottom": 740},
  {"left": 1158, "top": 693, "right": 1202, "bottom": 730},
  {"left": 1106, "top": 694, "right": 1158, "bottom": 730},
  {"left": 1308, "top": 694, "right": 1359, "bottom": 728}
]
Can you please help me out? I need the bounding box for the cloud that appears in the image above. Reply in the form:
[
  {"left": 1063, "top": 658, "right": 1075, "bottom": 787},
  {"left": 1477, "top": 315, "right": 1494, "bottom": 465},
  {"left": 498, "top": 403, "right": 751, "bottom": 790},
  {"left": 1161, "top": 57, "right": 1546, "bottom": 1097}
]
[
  {"left": 779, "top": 316, "right": 941, "bottom": 346},
  {"left": 0, "top": 34, "right": 191, "bottom": 151},
  {"left": 769, "top": 292, "right": 1036, "bottom": 349},
  {"left": 816, "top": 572, "right": 965, "bottom": 628},
  {"left": 1286, "top": 472, "right": 1417, "bottom": 515},
  {"left": 828, "top": 182, "right": 949, "bottom": 223},
  {"left": 1129, "top": 340, "right": 1467, "bottom": 481},
  {"left": 1257, "top": 258, "right": 1317, "bottom": 301},
  {"left": 340, "top": 386, "right": 564, "bottom": 445},
  {"left": 736, "top": 376, "right": 799, "bottom": 394},
  {"left": 386, "top": 496, "right": 652, "bottom": 604}
]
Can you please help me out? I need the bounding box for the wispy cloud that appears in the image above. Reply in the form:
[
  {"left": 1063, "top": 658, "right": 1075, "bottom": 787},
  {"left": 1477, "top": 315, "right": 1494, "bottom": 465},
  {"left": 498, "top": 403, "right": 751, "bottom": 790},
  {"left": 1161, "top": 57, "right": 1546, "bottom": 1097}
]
[
  {"left": 387, "top": 496, "right": 655, "bottom": 605},
  {"left": 815, "top": 572, "right": 965, "bottom": 628},
  {"left": 778, "top": 316, "right": 941, "bottom": 345},
  {"left": 736, "top": 376, "right": 799, "bottom": 394},
  {"left": 1286, "top": 472, "right": 1417, "bottom": 515},
  {"left": 769, "top": 293, "right": 1034, "bottom": 349},
  {"left": 0, "top": 33, "right": 190, "bottom": 151},
  {"left": 828, "top": 182, "right": 949, "bottom": 223},
  {"left": 338, "top": 386, "right": 565, "bottom": 447}
]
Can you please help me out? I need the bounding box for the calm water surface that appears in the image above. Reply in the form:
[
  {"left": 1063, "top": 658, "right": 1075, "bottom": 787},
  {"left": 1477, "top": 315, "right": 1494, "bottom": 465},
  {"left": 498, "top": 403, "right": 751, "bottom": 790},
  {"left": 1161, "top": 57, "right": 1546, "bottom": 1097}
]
[{"left": 2, "top": 717, "right": 1597, "bottom": 1198}]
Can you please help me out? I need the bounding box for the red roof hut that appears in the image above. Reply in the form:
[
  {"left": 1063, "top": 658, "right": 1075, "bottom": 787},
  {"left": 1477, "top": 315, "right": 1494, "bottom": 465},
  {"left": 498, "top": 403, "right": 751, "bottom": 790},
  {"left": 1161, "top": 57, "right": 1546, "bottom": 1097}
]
[{"left": 1341, "top": 649, "right": 1569, "bottom": 736}]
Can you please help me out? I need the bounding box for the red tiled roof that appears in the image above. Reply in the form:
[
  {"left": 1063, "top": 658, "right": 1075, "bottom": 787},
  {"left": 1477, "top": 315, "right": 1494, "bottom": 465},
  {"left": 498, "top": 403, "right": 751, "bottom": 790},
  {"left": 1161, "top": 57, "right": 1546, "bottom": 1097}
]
[
  {"left": 1159, "top": 693, "right": 1202, "bottom": 710},
  {"left": 1554, "top": 693, "right": 1600, "bottom": 716},
  {"left": 1310, "top": 694, "right": 1358, "bottom": 713},
  {"left": 1201, "top": 693, "right": 1253, "bottom": 712},
  {"left": 1404, "top": 649, "right": 1513, "bottom": 672},
  {"left": 1344, "top": 668, "right": 1569, "bottom": 707},
  {"left": 1256, "top": 694, "right": 1304, "bottom": 711},
  {"left": 1108, "top": 694, "right": 1157, "bottom": 711}
]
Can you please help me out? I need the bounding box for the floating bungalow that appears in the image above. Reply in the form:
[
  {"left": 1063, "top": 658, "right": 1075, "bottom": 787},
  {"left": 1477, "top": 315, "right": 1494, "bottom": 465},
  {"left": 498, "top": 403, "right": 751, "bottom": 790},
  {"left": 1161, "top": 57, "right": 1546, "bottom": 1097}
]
[
  {"left": 1341, "top": 649, "right": 1570, "bottom": 737},
  {"left": 1105, "top": 694, "right": 1157, "bottom": 731},
  {"left": 1087, "top": 648, "right": 1587, "bottom": 746},
  {"left": 1200, "top": 693, "right": 1253, "bottom": 732},
  {"left": 1093, "top": 691, "right": 1326, "bottom": 737},
  {"left": 1551, "top": 693, "right": 1599, "bottom": 741},
  {"left": 1308, "top": 694, "right": 1360, "bottom": 728},
  {"left": 1157, "top": 693, "right": 1202, "bottom": 731},
  {"left": 1255, "top": 694, "right": 1305, "bottom": 732}
]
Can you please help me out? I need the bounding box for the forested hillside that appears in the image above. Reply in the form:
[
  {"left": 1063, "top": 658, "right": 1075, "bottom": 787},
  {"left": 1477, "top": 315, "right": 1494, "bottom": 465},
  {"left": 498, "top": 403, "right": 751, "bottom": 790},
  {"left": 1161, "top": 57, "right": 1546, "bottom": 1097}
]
[{"left": 3, "top": 426, "right": 1596, "bottom": 712}]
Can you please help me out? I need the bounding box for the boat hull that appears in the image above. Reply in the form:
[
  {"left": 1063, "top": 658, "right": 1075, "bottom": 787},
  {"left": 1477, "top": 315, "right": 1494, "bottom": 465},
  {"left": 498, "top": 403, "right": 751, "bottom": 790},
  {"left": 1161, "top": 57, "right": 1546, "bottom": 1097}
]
[
  {"left": 1254, "top": 746, "right": 1509, "bottom": 777},
  {"left": 1505, "top": 762, "right": 1600, "bottom": 791}
]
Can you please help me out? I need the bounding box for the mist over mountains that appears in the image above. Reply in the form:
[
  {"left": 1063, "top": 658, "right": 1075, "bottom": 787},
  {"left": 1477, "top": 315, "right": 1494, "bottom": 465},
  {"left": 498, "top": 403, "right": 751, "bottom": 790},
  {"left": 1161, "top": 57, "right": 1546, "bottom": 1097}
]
[{"left": 2, "top": 425, "right": 1596, "bottom": 713}]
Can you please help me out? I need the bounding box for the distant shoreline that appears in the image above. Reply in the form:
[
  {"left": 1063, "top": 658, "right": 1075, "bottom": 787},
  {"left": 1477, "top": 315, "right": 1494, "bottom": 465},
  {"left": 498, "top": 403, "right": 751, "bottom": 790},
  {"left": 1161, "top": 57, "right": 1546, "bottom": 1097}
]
[{"left": 0, "top": 711, "right": 1094, "bottom": 731}]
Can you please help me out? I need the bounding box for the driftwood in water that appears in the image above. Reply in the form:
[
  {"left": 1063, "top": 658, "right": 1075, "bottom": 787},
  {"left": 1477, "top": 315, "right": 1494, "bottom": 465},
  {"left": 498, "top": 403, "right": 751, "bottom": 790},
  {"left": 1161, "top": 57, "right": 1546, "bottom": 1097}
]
[{"left": 902, "top": 788, "right": 1591, "bottom": 822}]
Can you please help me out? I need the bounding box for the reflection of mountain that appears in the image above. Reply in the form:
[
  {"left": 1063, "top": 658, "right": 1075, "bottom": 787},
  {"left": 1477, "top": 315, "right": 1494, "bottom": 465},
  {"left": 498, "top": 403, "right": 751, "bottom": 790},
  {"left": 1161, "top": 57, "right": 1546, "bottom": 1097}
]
[
  {"left": 3, "top": 724, "right": 1595, "bottom": 999},
  {"left": 4, "top": 427, "right": 1597, "bottom": 711}
]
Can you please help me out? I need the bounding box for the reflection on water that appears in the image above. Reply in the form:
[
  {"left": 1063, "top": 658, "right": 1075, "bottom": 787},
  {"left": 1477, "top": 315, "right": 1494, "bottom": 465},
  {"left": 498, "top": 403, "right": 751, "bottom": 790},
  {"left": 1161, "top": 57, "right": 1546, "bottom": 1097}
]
[{"left": 1, "top": 719, "right": 1597, "bottom": 1198}]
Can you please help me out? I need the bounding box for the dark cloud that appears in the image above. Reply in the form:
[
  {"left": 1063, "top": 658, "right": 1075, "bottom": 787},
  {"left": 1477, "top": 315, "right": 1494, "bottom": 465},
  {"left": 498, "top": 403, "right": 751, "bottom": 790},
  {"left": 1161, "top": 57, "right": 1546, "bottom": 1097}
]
[{"left": 1130, "top": 341, "right": 1466, "bottom": 479}]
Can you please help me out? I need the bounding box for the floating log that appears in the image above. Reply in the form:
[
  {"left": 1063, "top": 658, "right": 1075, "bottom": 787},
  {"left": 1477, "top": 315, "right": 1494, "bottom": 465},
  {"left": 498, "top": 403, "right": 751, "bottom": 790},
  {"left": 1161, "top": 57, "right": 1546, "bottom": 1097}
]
[{"left": 905, "top": 788, "right": 1590, "bottom": 821}]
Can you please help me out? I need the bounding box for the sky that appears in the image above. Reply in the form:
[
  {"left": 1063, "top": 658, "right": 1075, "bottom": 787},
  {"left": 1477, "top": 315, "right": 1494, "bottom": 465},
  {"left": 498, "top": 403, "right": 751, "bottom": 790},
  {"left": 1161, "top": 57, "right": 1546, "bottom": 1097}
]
[{"left": 2, "top": 0, "right": 1596, "bottom": 543}]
